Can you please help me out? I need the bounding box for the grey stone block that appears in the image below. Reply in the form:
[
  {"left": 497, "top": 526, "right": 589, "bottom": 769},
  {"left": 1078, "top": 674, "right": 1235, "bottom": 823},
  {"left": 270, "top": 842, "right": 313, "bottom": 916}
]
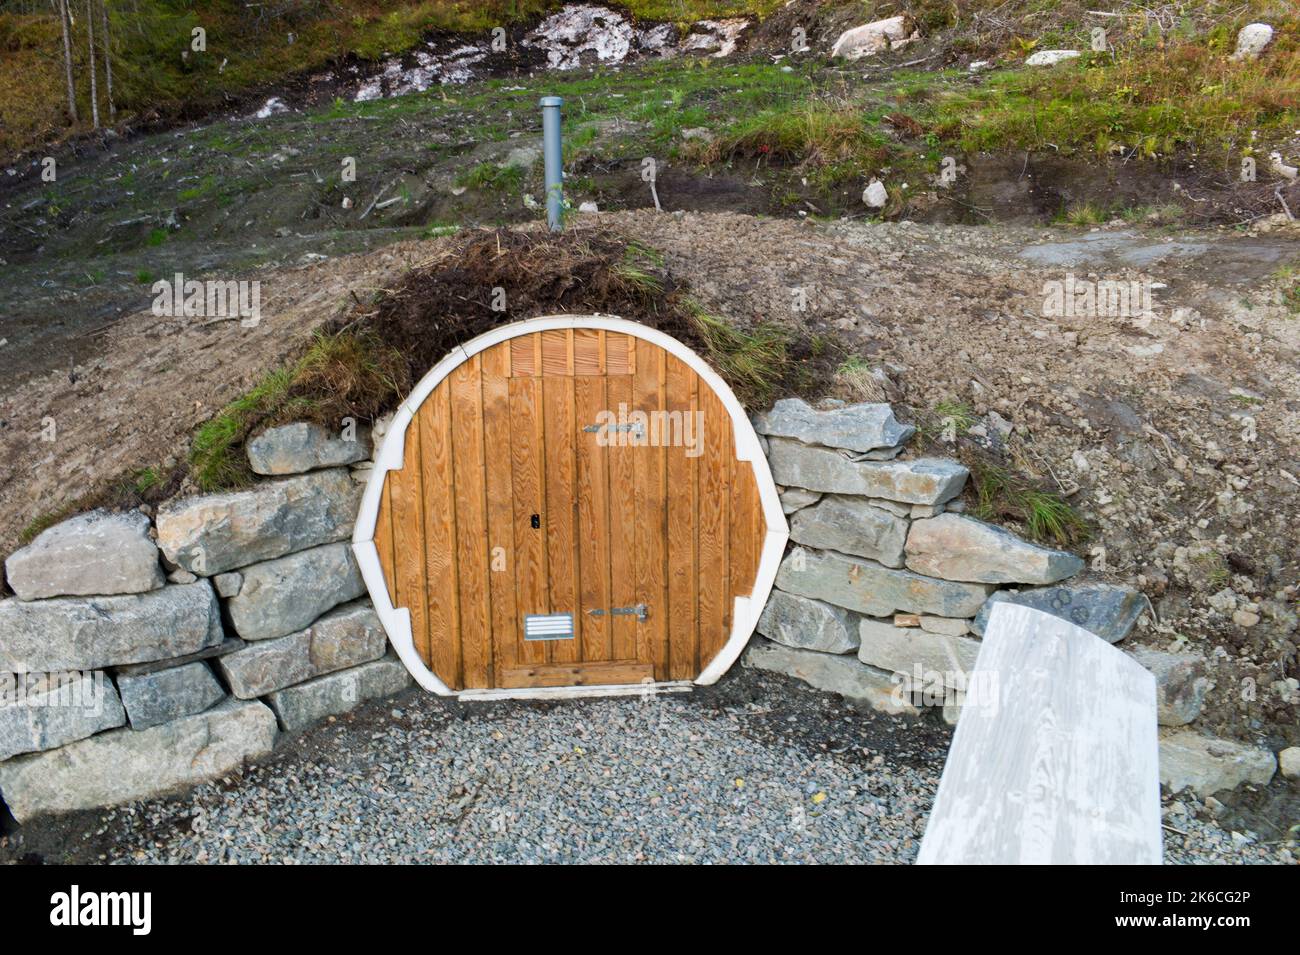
[
  {"left": 788, "top": 494, "right": 907, "bottom": 566},
  {"left": 776, "top": 546, "right": 991, "bottom": 619},
  {"left": 0, "top": 699, "right": 276, "bottom": 822},
  {"left": 1158, "top": 730, "right": 1276, "bottom": 796},
  {"left": 4, "top": 509, "right": 164, "bottom": 600},
  {"left": 918, "top": 616, "right": 970, "bottom": 636},
  {"left": 0, "top": 671, "right": 126, "bottom": 761},
  {"left": 0, "top": 581, "right": 224, "bottom": 672},
  {"left": 778, "top": 487, "right": 820, "bottom": 515},
  {"left": 743, "top": 638, "right": 915, "bottom": 714},
  {"left": 757, "top": 590, "right": 860, "bottom": 653},
  {"left": 225, "top": 542, "right": 365, "bottom": 641},
  {"left": 246, "top": 422, "right": 370, "bottom": 475},
  {"left": 857, "top": 617, "right": 982, "bottom": 689},
  {"left": 213, "top": 572, "right": 243, "bottom": 598},
  {"left": 116, "top": 661, "right": 226, "bottom": 730},
  {"left": 972, "top": 582, "right": 1146, "bottom": 644},
  {"left": 155, "top": 469, "right": 361, "bottom": 576},
  {"left": 1128, "top": 648, "right": 1210, "bottom": 726},
  {"left": 266, "top": 656, "right": 412, "bottom": 732},
  {"left": 218, "top": 600, "right": 387, "bottom": 698},
  {"left": 905, "top": 513, "right": 1084, "bottom": 585},
  {"left": 753, "top": 398, "right": 914, "bottom": 453},
  {"left": 767, "top": 438, "right": 967, "bottom": 504}
]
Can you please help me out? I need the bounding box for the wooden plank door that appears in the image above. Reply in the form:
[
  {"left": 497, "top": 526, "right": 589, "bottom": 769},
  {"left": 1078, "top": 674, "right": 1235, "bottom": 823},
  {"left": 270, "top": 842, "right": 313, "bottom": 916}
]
[{"left": 374, "top": 327, "right": 768, "bottom": 691}]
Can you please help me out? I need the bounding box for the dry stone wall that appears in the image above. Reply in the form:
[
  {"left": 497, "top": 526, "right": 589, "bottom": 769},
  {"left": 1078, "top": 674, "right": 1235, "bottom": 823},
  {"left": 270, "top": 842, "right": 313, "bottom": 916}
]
[
  {"left": 0, "top": 423, "right": 410, "bottom": 823},
  {"left": 744, "top": 398, "right": 1279, "bottom": 798}
]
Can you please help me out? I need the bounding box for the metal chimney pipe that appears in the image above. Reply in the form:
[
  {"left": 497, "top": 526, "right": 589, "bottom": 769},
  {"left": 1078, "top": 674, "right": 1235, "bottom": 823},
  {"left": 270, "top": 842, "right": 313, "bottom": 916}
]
[{"left": 540, "top": 95, "right": 564, "bottom": 231}]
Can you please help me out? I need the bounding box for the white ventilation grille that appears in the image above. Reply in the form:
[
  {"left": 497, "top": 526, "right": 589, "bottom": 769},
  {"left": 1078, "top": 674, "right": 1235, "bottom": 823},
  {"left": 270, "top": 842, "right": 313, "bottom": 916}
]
[{"left": 524, "top": 613, "right": 575, "bottom": 641}]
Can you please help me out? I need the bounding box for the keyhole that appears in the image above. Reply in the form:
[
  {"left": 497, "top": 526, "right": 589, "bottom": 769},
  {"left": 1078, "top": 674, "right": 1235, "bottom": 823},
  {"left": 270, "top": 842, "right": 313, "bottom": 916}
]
[{"left": 530, "top": 514, "right": 540, "bottom": 529}]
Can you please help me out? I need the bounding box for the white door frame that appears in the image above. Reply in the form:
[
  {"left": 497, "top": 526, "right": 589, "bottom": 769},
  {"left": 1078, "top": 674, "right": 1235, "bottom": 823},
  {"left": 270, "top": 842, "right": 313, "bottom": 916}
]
[{"left": 351, "top": 314, "right": 788, "bottom": 699}]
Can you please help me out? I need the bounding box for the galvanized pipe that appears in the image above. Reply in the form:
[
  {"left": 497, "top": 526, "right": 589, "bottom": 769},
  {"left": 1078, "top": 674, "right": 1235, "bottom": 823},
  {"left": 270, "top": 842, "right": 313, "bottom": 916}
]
[{"left": 540, "top": 95, "right": 564, "bottom": 231}]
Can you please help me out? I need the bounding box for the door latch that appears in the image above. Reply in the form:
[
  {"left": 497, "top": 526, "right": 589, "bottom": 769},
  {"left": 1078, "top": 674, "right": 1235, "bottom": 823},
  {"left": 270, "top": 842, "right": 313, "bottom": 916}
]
[
  {"left": 587, "top": 603, "right": 649, "bottom": 623},
  {"left": 582, "top": 421, "right": 645, "bottom": 439}
]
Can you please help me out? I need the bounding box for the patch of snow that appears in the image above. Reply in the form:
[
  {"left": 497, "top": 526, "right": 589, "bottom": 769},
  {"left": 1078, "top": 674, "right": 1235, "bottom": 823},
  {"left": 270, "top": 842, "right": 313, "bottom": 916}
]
[
  {"left": 341, "top": 6, "right": 740, "bottom": 105},
  {"left": 353, "top": 43, "right": 488, "bottom": 102},
  {"left": 637, "top": 23, "right": 676, "bottom": 53}
]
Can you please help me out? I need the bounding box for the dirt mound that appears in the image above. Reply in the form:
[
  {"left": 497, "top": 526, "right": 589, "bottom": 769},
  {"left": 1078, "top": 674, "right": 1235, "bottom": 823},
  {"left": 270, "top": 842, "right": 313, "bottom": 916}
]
[
  {"left": 312, "top": 225, "right": 831, "bottom": 410},
  {"left": 348, "top": 227, "right": 696, "bottom": 385}
]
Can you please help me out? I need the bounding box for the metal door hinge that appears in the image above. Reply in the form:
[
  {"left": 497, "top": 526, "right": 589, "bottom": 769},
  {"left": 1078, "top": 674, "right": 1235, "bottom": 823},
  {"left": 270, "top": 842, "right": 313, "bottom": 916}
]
[{"left": 587, "top": 603, "right": 649, "bottom": 623}]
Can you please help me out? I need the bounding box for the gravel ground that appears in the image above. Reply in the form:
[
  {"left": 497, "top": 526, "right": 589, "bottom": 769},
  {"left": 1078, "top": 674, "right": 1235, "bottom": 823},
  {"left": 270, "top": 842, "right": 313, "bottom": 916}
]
[{"left": 1, "top": 669, "right": 1290, "bottom": 865}]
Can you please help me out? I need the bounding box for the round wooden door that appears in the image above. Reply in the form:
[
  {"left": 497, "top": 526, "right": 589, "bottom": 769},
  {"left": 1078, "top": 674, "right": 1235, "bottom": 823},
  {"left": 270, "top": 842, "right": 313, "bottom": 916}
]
[{"left": 353, "top": 317, "right": 785, "bottom": 695}]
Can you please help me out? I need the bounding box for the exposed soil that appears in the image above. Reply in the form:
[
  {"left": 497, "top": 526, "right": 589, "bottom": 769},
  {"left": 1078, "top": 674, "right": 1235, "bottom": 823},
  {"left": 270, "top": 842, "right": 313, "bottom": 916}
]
[
  {"left": 602, "top": 209, "right": 1300, "bottom": 752},
  {"left": 0, "top": 235, "right": 436, "bottom": 559}
]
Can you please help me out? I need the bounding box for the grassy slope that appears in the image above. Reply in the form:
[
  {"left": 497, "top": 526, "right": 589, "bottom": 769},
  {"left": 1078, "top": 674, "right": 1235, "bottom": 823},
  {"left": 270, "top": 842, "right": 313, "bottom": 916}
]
[
  {"left": 0, "top": 1, "right": 783, "bottom": 161},
  {"left": 2, "top": 58, "right": 814, "bottom": 266},
  {"left": 6, "top": 23, "right": 1294, "bottom": 277},
  {"left": 698, "top": 1, "right": 1298, "bottom": 195},
  {"left": 3, "top": 0, "right": 1295, "bottom": 172}
]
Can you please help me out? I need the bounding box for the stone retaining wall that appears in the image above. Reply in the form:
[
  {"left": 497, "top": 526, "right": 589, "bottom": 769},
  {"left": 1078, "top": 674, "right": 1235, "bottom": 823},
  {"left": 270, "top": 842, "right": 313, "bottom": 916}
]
[
  {"left": 0, "top": 423, "right": 411, "bottom": 822},
  {"left": 742, "top": 398, "right": 1282, "bottom": 798},
  {"left": 0, "top": 399, "right": 1286, "bottom": 822}
]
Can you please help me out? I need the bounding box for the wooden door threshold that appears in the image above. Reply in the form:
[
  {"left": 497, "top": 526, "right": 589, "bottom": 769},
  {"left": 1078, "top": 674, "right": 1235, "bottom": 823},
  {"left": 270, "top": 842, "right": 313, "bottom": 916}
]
[{"left": 497, "top": 660, "right": 654, "bottom": 689}]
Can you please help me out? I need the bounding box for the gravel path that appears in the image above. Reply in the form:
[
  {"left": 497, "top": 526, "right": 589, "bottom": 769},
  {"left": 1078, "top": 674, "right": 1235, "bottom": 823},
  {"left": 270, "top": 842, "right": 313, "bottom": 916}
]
[{"left": 1, "top": 670, "right": 1288, "bottom": 865}]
